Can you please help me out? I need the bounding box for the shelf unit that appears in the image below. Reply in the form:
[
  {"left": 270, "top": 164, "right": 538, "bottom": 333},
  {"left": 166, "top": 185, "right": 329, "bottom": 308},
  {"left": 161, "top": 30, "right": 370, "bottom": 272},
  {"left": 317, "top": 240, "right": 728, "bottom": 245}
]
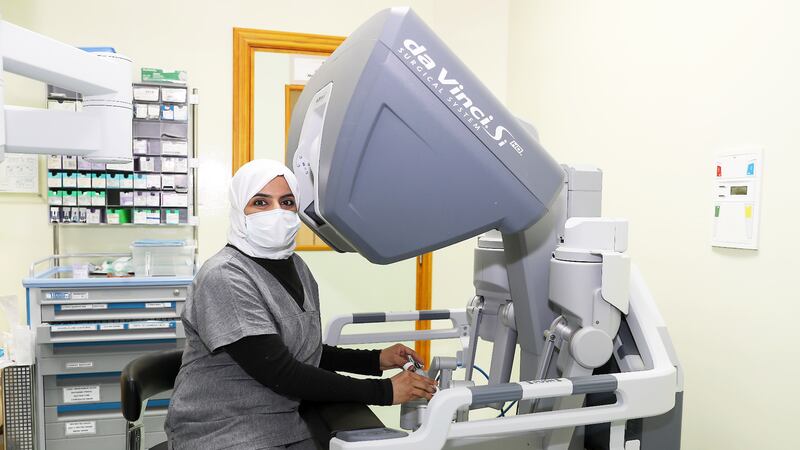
[
  {"left": 46, "top": 83, "right": 198, "bottom": 227},
  {"left": 44, "top": 82, "right": 200, "bottom": 255}
]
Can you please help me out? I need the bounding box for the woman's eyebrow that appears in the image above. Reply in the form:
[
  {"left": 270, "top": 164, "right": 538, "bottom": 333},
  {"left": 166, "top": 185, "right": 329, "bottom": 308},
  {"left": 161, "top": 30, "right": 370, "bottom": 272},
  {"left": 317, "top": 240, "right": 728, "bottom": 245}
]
[
  {"left": 252, "top": 193, "right": 272, "bottom": 199},
  {"left": 279, "top": 193, "right": 295, "bottom": 199}
]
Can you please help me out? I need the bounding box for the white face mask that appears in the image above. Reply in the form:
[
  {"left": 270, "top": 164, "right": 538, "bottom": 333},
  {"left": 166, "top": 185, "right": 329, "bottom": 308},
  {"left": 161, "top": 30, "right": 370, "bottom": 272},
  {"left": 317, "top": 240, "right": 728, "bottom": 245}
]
[{"left": 245, "top": 209, "right": 301, "bottom": 259}]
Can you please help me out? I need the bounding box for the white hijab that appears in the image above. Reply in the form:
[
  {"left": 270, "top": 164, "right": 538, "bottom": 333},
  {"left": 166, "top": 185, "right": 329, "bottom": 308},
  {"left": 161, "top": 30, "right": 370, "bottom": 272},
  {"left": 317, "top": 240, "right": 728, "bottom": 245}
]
[{"left": 227, "top": 159, "right": 300, "bottom": 259}]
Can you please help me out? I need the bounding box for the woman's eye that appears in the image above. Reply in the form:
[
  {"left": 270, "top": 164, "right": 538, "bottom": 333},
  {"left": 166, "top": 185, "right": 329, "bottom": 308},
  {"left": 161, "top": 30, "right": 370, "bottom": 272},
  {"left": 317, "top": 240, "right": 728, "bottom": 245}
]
[
  {"left": 253, "top": 199, "right": 268, "bottom": 207},
  {"left": 281, "top": 199, "right": 296, "bottom": 207}
]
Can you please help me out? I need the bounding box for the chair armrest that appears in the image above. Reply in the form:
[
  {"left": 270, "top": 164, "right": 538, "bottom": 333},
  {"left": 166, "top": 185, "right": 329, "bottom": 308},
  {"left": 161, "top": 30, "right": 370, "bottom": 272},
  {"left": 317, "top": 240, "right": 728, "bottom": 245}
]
[{"left": 120, "top": 349, "right": 183, "bottom": 422}]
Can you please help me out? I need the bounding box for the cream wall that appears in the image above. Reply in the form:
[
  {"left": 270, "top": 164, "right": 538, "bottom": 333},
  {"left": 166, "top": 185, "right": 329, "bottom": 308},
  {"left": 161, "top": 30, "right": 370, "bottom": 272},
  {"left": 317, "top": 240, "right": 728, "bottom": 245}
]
[{"left": 508, "top": 1, "right": 800, "bottom": 449}]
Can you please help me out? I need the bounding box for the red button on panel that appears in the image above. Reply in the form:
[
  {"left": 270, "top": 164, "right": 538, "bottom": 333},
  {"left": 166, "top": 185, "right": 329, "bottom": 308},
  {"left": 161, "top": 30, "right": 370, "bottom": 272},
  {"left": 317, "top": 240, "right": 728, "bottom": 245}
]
[{"left": 716, "top": 165, "right": 722, "bottom": 177}]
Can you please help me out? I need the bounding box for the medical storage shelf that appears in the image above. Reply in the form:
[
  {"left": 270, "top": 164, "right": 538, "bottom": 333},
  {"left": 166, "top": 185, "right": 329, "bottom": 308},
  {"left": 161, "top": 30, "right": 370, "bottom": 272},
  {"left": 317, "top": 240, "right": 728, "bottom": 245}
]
[
  {"left": 46, "top": 82, "right": 197, "bottom": 226},
  {"left": 24, "top": 256, "right": 191, "bottom": 450}
]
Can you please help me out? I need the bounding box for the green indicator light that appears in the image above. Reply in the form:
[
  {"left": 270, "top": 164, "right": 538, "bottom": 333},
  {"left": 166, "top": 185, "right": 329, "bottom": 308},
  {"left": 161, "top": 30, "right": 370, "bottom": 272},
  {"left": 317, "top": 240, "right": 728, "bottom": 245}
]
[{"left": 714, "top": 205, "right": 720, "bottom": 217}]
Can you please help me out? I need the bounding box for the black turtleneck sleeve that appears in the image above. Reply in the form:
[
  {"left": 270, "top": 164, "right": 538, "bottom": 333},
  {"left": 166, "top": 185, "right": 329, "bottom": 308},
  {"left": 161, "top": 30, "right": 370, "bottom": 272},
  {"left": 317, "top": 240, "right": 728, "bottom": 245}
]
[{"left": 224, "top": 334, "right": 393, "bottom": 405}]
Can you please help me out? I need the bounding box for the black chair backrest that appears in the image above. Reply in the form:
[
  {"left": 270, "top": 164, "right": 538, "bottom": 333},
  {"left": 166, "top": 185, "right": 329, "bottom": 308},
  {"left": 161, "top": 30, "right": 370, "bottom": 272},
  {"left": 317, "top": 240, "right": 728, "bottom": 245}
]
[{"left": 121, "top": 350, "right": 183, "bottom": 422}]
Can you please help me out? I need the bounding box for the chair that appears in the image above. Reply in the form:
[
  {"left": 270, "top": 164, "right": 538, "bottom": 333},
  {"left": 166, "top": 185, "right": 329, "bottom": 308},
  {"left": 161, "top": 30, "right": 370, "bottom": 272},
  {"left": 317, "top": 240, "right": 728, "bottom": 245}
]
[
  {"left": 121, "top": 349, "right": 183, "bottom": 450},
  {"left": 120, "top": 349, "right": 389, "bottom": 450}
]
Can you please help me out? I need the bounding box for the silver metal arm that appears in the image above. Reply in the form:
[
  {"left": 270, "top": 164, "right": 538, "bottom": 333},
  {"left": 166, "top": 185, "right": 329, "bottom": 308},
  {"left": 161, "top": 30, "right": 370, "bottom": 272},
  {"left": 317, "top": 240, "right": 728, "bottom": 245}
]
[
  {"left": 0, "top": 17, "right": 133, "bottom": 163},
  {"left": 329, "top": 266, "right": 680, "bottom": 450},
  {"left": 324, "top": 309, "right": 470, "bottom": 352}
]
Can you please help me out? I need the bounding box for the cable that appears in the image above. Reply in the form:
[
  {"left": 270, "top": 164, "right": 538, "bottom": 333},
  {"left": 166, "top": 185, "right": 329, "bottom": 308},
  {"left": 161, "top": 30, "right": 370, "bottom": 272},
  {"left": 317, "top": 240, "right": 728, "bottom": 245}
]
[
  {"left": 472, "top": 365, "right": 517, "bottom": 417},
  {"left": 498, "top": 400, "right": 517, "bottom": 417},
  {"left": 472, "top": 365, "right": 490, "bottom": 382}
]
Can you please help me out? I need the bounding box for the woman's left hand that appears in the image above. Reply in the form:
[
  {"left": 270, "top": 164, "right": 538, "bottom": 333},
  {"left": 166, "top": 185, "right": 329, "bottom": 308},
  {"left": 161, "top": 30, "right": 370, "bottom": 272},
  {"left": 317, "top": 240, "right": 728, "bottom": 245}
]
[{"left": 380, "top": 343, "right": 422, "bottom": 371}]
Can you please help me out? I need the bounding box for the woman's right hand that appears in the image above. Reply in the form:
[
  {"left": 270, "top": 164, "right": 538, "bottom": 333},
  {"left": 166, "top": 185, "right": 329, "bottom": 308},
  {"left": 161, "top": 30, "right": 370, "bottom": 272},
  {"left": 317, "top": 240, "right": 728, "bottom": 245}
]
[{"left": 390, "top": 370, "right": 438, "bottom": 404}]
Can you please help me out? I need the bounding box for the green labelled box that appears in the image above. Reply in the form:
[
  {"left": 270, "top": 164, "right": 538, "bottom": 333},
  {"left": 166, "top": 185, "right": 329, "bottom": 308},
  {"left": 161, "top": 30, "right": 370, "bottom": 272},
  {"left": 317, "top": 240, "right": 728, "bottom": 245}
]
[
  {"left": 92, "top": 191, "right": 106, "bottom": 207},
  {"left": 47, "top": 190, "right": 62, "bottom": 206},
  {"left": 107, "top": 208, "right": 131, "bottom": 224},
  {"left": 77, "top": 191, "right": 92, "bottom": 206},
  {"left": 62, "top": 190, "right": 77, "bottom": 206},
  {"left": 165, "top": 209, "right": 181, "bottom": 225},
  {"left": 141, "top": 68, "right": 187, "bottom": 84}
]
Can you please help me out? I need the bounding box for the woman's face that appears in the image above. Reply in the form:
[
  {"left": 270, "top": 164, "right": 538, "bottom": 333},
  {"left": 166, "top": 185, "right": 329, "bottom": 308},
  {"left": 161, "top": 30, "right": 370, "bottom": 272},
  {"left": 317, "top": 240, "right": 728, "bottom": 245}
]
[{"left": 244, "top": 176, "right": 297, "bottom": 215}]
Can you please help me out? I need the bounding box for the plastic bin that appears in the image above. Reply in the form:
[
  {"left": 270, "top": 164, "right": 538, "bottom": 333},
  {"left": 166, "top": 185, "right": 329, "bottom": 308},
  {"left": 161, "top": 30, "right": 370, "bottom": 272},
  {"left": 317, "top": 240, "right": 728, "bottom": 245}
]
[{"left": 131, "top": 240, "right": 195, "bottom": 277}]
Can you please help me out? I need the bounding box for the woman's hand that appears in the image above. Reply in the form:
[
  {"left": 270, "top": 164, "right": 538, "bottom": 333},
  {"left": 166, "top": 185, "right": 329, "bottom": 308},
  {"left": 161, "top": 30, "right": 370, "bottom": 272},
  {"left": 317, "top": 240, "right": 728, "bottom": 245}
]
[
  {"left": 390, "top": 370, "right": 437, "bottom": 404},
  {"left": 380, "top": 343, "right": 422, "bottom": 371}
]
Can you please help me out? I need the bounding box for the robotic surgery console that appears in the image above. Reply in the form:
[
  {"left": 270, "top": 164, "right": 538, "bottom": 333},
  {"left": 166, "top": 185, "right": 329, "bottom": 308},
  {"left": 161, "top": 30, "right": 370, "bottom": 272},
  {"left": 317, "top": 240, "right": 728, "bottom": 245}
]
[
  {"left": 287, "top": 7, "right": 564, "bottom": 264},
  {"left": 289, "top": 7, "right": 683, "bottom": 450}
]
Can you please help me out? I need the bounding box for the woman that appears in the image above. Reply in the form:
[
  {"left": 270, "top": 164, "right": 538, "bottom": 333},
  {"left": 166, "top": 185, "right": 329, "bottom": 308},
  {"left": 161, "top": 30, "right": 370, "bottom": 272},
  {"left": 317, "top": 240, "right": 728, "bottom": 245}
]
[{"left": 165, "top": 159, "right": 436, "bottom": 450}]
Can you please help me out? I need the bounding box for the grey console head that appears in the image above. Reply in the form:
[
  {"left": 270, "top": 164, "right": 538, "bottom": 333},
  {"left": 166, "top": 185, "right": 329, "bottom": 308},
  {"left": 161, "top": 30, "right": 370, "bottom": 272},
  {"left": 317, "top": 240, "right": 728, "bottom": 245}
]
[{"left": 288, "top": 7, "right": 564, "bottom": 264}]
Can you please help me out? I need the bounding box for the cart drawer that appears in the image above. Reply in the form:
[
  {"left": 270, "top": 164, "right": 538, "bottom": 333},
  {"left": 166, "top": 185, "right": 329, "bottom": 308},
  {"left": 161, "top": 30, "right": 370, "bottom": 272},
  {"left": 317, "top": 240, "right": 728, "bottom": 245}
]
[
  {"left": 36, "top": 285, "right": 187, "bottom": 306},
  {"left": 37, "top": 320, "right": 184, "bottom": 344},
  {"left": 44, "top": 373, "right": 170, "bottom": 407},
  {"left": 45, "top": 413, "right": 166, "bottom": 439},
  {"left": 46, "top": 431, "right": 167, "bottom": 450},
  {"left": 41, "top": 300, "right": 184, "bottom": 322},
  {"left": 44, "top": 399, "right": 169, "bottom": 423},
  {"left": 37, "top": 339, "right": 184, "bottom": 376}
]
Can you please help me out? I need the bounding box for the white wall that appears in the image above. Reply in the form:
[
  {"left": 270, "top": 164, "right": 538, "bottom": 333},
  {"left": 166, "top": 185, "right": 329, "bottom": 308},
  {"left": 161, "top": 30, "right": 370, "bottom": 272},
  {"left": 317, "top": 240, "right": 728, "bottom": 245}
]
[{"left": 508, "top": 1, "right": 800, "bottom": 449}]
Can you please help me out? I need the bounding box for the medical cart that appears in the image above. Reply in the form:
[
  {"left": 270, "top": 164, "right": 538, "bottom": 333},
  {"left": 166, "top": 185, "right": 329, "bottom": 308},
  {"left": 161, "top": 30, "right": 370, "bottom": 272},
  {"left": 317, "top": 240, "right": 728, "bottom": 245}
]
[{"left": 23, "top": 254, "right": 190, "bottom": 450}]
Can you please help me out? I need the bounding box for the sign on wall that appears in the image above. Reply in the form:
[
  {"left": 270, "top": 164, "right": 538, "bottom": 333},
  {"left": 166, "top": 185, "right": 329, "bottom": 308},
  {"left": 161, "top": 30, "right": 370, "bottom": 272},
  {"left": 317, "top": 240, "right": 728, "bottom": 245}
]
[
  {"left": 712, "top": 149, "right": 762, "bottom": 250},
  {"left": 0, "top": 153, "right": 39, "bottom": 194}
]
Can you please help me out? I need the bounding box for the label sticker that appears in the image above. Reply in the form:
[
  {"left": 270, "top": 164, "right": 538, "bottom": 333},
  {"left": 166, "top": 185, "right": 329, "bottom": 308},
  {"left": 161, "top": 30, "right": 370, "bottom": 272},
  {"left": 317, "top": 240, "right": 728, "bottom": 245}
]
[
  {"left": 51, "top": 324, "right": 98, "bottom": 332},
  {"left": 46, "top": 292, "right": 71, "bottom": 300},
  {"left": 65, "top": 421, "right": 97, "bottom": 436},
  {"left": 128, "top": 321, "right": 171, "bottom": 330},
  {"left": 60, "top": 304, "right": 108, "bottom": 311},
  {"left": 63, "top": 385, "right": 101, "bottom": 403},
  {"left": 99, "top": 323, "right": 125, "bottom": 331},
  {"left": 66, "top": 361, "right": 93, "bottom": 369},
  {"left": 145, "top": 302, "right": 173, "bottom": 309},
  {"left": 70, "top": 292, "right": 89, "bottom": 300}
]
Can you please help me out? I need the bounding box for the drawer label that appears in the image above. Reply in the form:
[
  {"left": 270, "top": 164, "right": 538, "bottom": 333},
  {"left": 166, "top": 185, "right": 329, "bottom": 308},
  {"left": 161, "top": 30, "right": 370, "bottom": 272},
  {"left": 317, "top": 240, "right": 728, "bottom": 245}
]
[
  {"left": 51, "top": 324, "right": 98, "bottom": 332},
  {"left": 128, "top": 321, "right": 173, "bottom": 330},
  {"left": 63, "top": 385, "right": 100, "bottom": 403},
  {"left": 46, "top": 291, "right": 89, "bottom": 300},
  {"left": 65, "top": 420, "right": 97, "bottom": 436},
  {"left": 60, "top": 303, "right": 108, "bottom": 311},
  {"left": 99, "top": 323, "right": 125, "bottom": 331},
  {"left": 145, "top": 302, "right": 173, "bottom": 309},
  {"left": 65, "top": 361, "right": 93, "bottom": 369}
]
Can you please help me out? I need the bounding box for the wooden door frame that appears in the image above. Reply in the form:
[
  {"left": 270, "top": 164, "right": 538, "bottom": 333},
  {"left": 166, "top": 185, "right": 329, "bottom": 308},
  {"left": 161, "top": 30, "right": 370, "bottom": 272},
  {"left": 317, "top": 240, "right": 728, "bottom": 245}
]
[
  {"left": 232, "top": 27, "right": 435, "bottom": 364},
  {"left": 232, "top": 27, "right": 342, "bottom": 174}
]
